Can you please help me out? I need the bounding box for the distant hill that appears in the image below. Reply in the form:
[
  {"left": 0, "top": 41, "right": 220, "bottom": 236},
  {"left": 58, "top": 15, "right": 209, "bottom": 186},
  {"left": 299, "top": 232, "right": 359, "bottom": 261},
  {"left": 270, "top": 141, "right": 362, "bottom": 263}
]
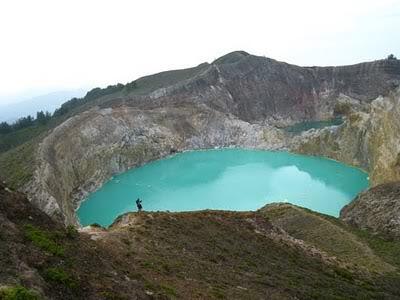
[{"left": 0, "top": 89, "right": 87, "bottom": 123}]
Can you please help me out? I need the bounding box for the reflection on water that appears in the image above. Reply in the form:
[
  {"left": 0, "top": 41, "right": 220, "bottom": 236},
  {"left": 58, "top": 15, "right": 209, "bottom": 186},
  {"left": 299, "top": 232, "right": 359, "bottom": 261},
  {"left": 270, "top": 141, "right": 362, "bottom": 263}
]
[{"left": 77, "top": 149, "right": 369, "bottom": 227}]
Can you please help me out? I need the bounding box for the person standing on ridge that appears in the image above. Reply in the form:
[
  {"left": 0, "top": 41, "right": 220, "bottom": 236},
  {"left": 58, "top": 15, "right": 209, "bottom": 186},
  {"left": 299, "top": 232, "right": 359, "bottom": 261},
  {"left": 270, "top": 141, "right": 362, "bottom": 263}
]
[{"left": 136, "top": 198, "right": 143, "bottom": 212}]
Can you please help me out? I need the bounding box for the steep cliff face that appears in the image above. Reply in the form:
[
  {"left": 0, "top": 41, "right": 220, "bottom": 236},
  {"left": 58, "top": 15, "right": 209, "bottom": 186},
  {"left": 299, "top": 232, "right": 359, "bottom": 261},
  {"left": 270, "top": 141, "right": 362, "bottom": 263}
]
[
  {"left": 14, "top": 52, "right": 400, "bottom": 224},
  {"left": 293, "top": 88, "right": 400, "bottom": 186},
  {"left": 119, "top": 53, "right": 400, "bottom": 126},
  {"left": 213, "top": 55, "right": 400, "bottom": 123}
]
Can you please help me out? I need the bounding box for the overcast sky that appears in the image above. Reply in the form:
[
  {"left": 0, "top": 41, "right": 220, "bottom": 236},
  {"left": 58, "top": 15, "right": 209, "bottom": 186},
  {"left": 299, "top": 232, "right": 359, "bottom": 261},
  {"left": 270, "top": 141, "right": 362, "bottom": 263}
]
[{"left": 0, "top": 0, "right": 399, "bottom": 105}]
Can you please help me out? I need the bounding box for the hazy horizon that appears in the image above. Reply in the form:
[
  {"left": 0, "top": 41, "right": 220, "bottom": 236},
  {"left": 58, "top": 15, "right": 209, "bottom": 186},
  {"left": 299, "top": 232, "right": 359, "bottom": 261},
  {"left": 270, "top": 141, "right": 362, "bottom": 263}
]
[
  {"left": 0, "top": 0, "right": 399, "bottom": 106},
  {"left": 0, "top": 89, "right": 87, "bottom": 123}
]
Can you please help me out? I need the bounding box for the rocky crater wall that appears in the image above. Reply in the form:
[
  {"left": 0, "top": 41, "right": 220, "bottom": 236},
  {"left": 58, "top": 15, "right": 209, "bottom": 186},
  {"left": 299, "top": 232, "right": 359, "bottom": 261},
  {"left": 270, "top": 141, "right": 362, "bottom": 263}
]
[
  {"left": 26, "top": 104, "right": 286, "bottom": 225},
  {"left": 20, "top": 53, "right": 400, "bottom": 225},
  {"left": 29, "top": 87, "right": 400, "bottom": 226},
  {"left": 340, "top": 182, "right": 400, "bottom": 239},
  {"left": 94, "top": 54, "right": 400, "bottom": 126},
  {"left": 292, "top": 88, "right": 400, "bottom": 186}
]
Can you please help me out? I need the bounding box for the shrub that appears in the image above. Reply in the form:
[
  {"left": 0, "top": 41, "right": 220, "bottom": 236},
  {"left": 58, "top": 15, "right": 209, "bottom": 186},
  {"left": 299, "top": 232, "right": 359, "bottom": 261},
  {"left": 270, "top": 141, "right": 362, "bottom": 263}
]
[
  {"left": 43, "top": 267, "right": 78, "bottom": 289},
  {"left": 0, "top": 285, "right": 40, "bottom": 300},
  {"left": 160, "top": 284, "right": 177, "bottom": 297},
  {"left": 24, "top": 224, "right": 64, "bottom": 256},
  {"left": 65, "top": 225, "right": 79, "bottom": 239}
]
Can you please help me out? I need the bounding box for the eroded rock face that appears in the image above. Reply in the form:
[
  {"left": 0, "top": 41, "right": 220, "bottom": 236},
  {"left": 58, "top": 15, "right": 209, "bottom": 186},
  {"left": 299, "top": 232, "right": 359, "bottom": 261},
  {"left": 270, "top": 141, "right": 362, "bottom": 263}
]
[
  {"left": 121, "top": 54, "right": 400, "bottom": 126},
  {"left": 340, "top": 182, "right": 400, "bottom": 239},
  {"left": 292, "top": 88, "right": 400, "bottom": 186}
]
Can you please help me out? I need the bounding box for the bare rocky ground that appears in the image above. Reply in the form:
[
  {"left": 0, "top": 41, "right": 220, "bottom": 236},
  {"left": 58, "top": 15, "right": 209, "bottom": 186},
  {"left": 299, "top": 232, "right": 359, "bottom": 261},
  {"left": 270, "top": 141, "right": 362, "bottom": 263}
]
[{"left": 341, "top": 182, "right": 400, "bottom": 239}]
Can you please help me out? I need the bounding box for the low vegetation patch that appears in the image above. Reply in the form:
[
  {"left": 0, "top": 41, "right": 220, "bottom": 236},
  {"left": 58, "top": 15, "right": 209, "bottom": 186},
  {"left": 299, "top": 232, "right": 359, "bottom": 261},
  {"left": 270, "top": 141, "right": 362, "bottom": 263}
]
[
  {"left": 299, "top": 206, "right": 400, "bottom": 270},
  {"left": 24, "top": 224, "right": 64, "bottom": 257},
  {"left": 353, "top": 229, "right": 400, "bottom": 269},
  {"left": 262, "top": 203, "right": 397, "bottom": 273},
  {"left": 0, "top": 285, "right": 40, "bottom": 300},
  {"left": 0, "top": 124, "right": 48, "bottom": 154},
  {"left": 65, "top": 225, "right": 79, "bottom": 239},
  {"left": 43, "top": 267, "right": 78, "bottom": 290},
  {"left": 102, "top": 211, "right": 400, "bottom": 299},
  {"left": 0, "top": 142, "right": 36, "bottom": 189}
]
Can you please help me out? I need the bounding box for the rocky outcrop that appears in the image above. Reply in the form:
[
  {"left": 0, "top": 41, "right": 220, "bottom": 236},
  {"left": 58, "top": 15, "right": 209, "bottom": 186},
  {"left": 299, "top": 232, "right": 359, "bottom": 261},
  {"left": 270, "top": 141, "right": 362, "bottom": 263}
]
[
  {"left": 292, "top": 88, "right": 400, "bottom": 186},
  {"left": 340, "top": 182, "right": 400, "bottom": 239}
]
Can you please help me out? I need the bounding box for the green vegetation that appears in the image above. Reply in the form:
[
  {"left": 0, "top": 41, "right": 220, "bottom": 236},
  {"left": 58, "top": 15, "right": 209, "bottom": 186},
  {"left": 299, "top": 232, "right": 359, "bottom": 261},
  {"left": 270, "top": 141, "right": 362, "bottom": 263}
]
[
  {"left": 124, "top": 63, "right": 208, "bottom": 95},
  {"left": 43, "top": 267, "right": 78, "bottom": 289},
  {"left": 350, "top": 228, "right": 400, "bottom": 269},
  {"left": 65, "top": 225, "right": 79, "bottom": 239},
  {"left": 24, "top": 224, "right": 65, "bottom": 257},
  {"left": 0, "top": 84, "right": 125, "bottom": 156},
  {"left": 262, "top": 203, "right": 400, "bottom": 273},
  {"left": 53, "top": 84, "right": 125, "bottom": 118},
  {"left": 160, "top": 284, "right": 177, "bottom": 298},
  {"left": 35, "top": 111, "right": 52, "bottom": 125},
  {"left": 0, "top": 118, "right": 51, "bottom": 190},
  {"left": 0, "top": 285, "right": 40, "bottom": 300},
  {"left": 0, "top": 111, "right": 52, "bottom": 152},
  {"left": 2, "top": 179, "right": 400, "bottom": 299},
  {"left": 298, "top": 207, "right": 400, "bottom": 270},
  {"left": 110, "top": 211, "right": 400, "bottom": 299},
  {"left": 0, "top": 141, "right": 36, "bottom": 189},
  {"left": 99, "top": 291, "right": 128, "bottom": 300},
  {"left": 0, "top": 124, "right": 48, "bottom": 153},
  {"left": 263, "top": 204, "right": 382, "bottom": 271}
]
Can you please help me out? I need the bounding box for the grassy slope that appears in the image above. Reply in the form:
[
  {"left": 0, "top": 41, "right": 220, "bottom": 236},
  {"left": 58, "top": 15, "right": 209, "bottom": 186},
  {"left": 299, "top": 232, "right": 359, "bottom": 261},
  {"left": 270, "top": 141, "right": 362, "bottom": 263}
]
[
  {"left": 2, "top": 182, "right": 400, "bottom": 299},
  {"left": 261, "top": 203, "right": 400, "bottom": 273},
  {"left": 0, "top": 183, "right": 149, "bottom": 300},
  {"left": 0, "top": 125, "right": 48, "bottom": 153},
  {"left": 0, "top": 141, "right": 37, "bottom": 189},
  {"left": 100, "top": 211, "right": 400, "bottom": 300},
  {"left": 126, "top": 63, "right": 209, "bottom": 95}
]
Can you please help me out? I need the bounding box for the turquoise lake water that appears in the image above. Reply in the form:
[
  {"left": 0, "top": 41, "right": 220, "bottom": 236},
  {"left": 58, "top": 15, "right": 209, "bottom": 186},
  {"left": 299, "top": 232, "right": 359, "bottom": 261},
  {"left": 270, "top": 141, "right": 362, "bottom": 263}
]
[{"left": 77, "top": 149, "right": 369, "bottom": 227}]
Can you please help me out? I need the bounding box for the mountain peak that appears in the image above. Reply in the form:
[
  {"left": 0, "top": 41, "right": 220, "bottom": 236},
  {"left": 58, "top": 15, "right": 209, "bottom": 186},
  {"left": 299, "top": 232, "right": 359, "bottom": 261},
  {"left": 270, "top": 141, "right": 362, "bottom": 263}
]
[{"left": 213, "top": 50, "right": 250, "bottom": 65}]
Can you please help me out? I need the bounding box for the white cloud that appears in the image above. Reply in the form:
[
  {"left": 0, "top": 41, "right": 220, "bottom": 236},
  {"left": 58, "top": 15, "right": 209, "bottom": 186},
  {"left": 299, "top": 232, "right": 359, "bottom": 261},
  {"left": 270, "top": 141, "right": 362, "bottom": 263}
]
[{"left": 0, "top": 0, "right": 399, "bottom": 104}]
